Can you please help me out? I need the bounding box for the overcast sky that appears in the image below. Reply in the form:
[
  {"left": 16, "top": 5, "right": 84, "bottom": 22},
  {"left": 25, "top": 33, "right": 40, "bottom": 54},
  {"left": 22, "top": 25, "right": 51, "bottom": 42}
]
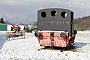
[{"left": 0, "top": 0, "right": 90, "bottom": 24}]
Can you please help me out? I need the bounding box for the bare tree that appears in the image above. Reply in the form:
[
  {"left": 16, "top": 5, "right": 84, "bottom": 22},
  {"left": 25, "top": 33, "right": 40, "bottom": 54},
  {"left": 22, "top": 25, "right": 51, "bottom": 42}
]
[{"left": 31, "top": 21, "right": 37, "bottom": 28}]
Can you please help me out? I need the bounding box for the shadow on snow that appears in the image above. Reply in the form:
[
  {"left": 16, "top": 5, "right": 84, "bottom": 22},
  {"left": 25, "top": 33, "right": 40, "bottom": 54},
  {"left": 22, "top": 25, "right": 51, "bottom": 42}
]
[
  {"left": 74, "top": 41, "right": 90, "bottom": 48},
  {"left": 0, "top": 34, "right": 7, "bottom": 50}
]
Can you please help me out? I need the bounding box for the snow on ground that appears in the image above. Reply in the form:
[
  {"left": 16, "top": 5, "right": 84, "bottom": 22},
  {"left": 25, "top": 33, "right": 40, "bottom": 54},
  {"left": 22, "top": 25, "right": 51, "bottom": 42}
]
[{"left": 0, "top": 31, "right": 90, "bottom": 60}]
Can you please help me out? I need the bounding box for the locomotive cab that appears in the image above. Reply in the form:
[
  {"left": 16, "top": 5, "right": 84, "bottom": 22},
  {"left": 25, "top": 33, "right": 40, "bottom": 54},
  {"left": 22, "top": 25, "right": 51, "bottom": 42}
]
[{"left": 35, "top": 8, "right": 77, "bottom": 47}]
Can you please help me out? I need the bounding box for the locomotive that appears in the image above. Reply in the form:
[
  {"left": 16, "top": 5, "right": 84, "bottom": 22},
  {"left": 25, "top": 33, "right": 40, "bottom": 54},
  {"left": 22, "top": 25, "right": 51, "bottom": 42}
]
[{"left": 35, "top": 8, "right": 77, "bottom": 49}]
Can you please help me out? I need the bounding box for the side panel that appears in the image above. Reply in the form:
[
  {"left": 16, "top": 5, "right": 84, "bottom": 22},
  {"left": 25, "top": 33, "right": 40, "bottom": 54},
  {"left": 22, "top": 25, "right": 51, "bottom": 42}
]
[{"left": 0, "top": 24, "right": 7, "bottom": 31}]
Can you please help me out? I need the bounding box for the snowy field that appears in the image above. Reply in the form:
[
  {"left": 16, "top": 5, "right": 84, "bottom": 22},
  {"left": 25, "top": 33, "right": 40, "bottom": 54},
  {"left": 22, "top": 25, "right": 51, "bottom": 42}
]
[{"left": 0, "top": 31, "right": 90, "bottom": 60}]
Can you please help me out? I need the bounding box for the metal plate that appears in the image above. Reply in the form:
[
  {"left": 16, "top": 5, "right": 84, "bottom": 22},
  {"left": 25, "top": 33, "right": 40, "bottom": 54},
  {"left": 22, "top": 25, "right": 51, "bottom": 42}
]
[{"left": 37, "top": 8, "right": 74, "bottom": 36}]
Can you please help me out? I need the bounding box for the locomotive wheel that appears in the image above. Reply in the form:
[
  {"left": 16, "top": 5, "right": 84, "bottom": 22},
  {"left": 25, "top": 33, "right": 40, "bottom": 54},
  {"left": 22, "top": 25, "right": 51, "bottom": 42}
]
[{"left": 60, "top": 32, "right": 66, "bottom": 38}]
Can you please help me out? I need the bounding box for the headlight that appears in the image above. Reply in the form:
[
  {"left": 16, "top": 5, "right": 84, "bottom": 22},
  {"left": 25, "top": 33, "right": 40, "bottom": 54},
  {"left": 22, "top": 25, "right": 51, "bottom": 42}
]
[
  {"left": 60, "top": 32, "right": 66, "bottom": 38},
  {"left": 34, "top": 32, "right": 40, "bottom": 37}
]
